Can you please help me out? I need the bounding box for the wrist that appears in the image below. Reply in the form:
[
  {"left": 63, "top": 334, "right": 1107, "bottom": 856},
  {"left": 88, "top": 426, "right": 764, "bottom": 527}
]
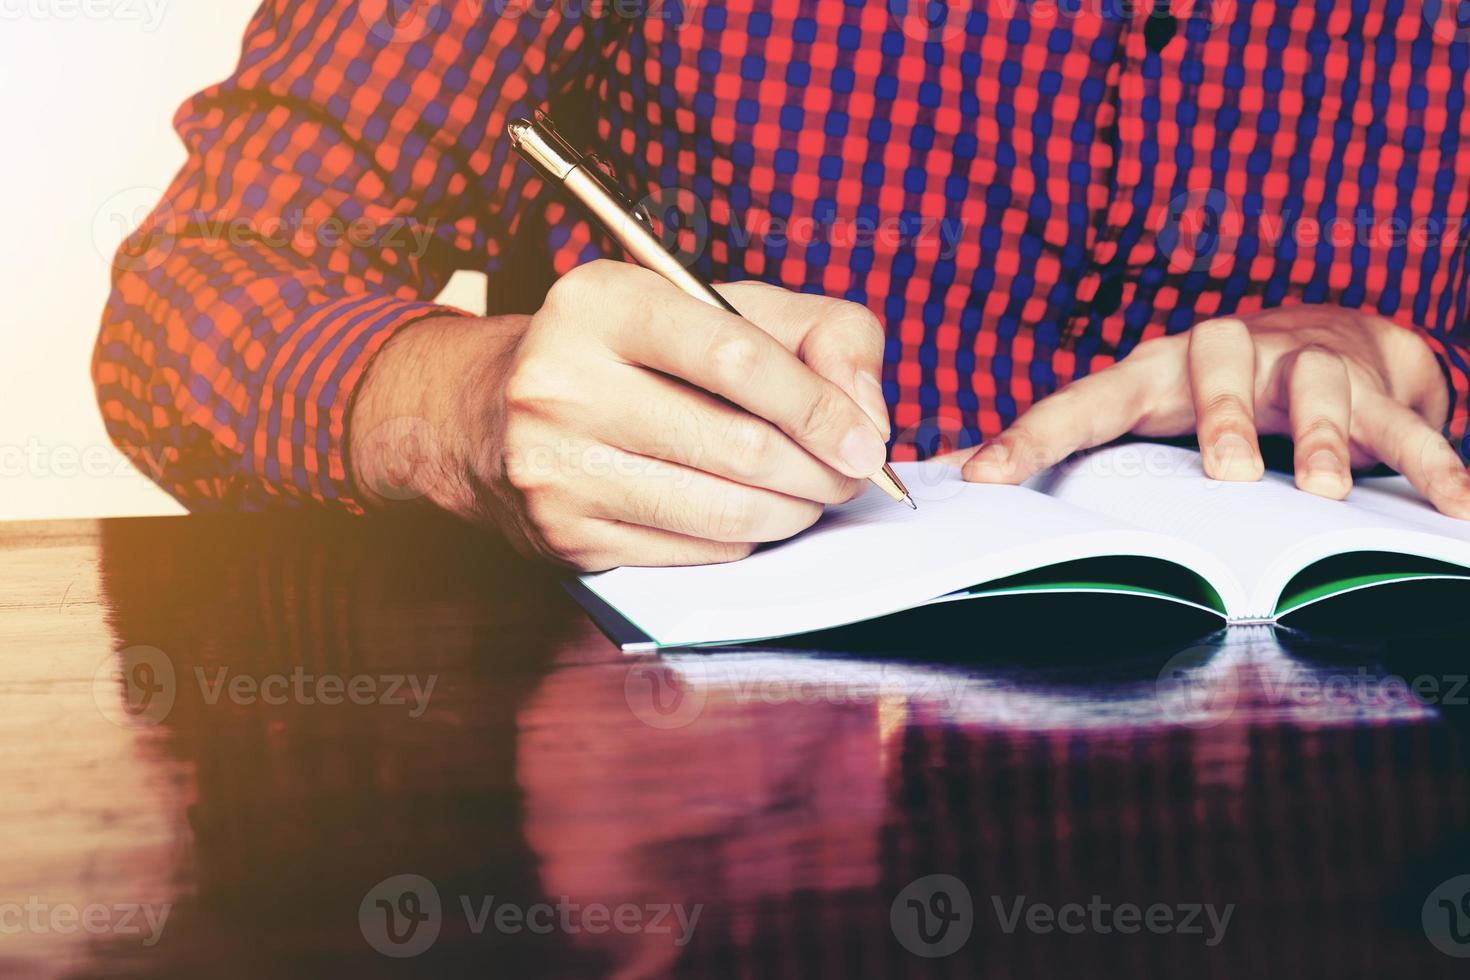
[{"left": 349, "top": 313, "right": 526, "bottom": 516}]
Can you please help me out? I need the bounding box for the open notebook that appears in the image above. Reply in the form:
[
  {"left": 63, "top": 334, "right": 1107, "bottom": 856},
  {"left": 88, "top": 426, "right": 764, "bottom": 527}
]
[{"left": 570, "top": 442, "right": 1470, "bottom": 650}]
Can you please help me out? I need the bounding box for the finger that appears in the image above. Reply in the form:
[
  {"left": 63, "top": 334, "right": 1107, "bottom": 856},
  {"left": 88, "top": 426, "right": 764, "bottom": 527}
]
[
  {"left": 572, "top": 447, "right": 826, "bottom": 543},
  {"left": 594, "top": 271, "right": 888, "bottom": 479},
  {"left": 585, "top": 367, "right": 862, "bottom": 505},
  {"left": 719, "top": 282, "right": 892, "bottom": 438},
  {"left": 573, "top": 521, "right": 755, "bottom": 572},
  {"left": 961, "top": 360, "right": 1153, "bottom": 484},
  {"left": 1188, "top": 317, "right": 1265, "bottom": 481},
  {"left": 1352, "top": 392, "right": 1470, "bottom": 519},
  {"left": 1283, "top": 346, "right": 1352, "bottom": 499}
]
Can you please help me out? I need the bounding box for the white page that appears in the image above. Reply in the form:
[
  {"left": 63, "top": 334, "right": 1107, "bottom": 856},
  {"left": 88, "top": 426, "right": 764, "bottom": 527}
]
[
  {"left": 1037, "top": 443, "right": 1470, "bottom": 616},
  {"left": 580, "top": 460, "right": 1233, "bottom": 647}
]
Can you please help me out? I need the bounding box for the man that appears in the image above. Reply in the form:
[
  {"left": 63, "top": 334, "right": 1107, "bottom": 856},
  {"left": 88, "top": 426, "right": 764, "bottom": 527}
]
[{"left": 96, "top": 0, "right": 1470, "bottom": 570}]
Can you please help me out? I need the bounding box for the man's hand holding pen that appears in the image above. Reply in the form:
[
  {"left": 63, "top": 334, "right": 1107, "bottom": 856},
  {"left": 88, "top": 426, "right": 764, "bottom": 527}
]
[{"left": 349, "top": 261, "right": 894, "bottom": 570}]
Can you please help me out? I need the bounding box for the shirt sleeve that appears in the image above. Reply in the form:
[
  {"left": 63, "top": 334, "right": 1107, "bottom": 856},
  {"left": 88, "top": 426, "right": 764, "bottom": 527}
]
[{"left": 93, "top": 1, "right": 594, "bottom": 512}]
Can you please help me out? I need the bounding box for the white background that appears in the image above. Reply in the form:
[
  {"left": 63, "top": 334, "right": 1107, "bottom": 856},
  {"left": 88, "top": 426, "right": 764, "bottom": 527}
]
[{"left": 0, "top": 2, "right": 485, "bottom": 521}]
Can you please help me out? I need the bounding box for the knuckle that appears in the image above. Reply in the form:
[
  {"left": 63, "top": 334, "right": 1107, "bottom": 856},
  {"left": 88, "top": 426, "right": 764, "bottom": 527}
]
[
  {"left": 566, "top": 258, "right": 617, "bottom": 291},
  {"left": 713, "top": 542, "right": 757, "bottom": 564},
  {"left": 630, "top": 487, "right": 689, "bottom": 536},
  {"left": 708, "top": 331, "right": 761, "bottom": 382},
  {"left": 504, "top": 355, "right": 574, "bottom": 414},
  {"left": 828, "top": 300, "right": 886, "bottom": 342},
  {"left": 501, "top": 441, "right": 546, "bottom": 496},
  {"left": 541, "top": 268, "right": 587, "bottom": 314},
  {"left": 542, "top": 260, "right": 629, "bottom": 318},
  {"left": 1190, "top": 316, "right": 1250, "bottom": 348},
  {"left": 1199, "top": 390, "right": 1253, "bottom": 424},
  {"left": 725, "top": 419, "right": 774, "bottom": 475},
  {"left": 794, "top": 387, "right": 849, "bottom": 442},
  {"left": 539, "top": 519, "right": 595, "bottom": 567},
  {"left": 1295, "top": 415, "right": 1346, "bottom": 443},
  {"left": 704, "top": 487, "right": 754, "bottom": 541},
  {"left": 519, "top": 489, "right": 562, "bottom": 532},
  {"left": 1291, "top": 345, "right": 1347, "bottom": 377}
]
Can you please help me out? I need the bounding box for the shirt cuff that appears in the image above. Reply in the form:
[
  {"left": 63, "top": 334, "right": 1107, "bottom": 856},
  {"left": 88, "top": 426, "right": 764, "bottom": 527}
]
[
  {"left": 248, "top": 294, "right": 468, "bottom": 513},
  {"left": 1413, "top": 327, "right": 1470, "bottom": 457}
]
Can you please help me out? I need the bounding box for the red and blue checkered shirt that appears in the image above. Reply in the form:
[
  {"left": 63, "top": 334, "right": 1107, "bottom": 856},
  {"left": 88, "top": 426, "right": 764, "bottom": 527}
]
[{"left": 95, "top": 0, "right": 1470, "bottom": 511}]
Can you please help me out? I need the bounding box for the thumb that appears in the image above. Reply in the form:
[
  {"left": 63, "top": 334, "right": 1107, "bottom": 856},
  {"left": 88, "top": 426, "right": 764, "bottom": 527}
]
[{"left": 796, "top": 307, "right": 892, "bottom": 441}]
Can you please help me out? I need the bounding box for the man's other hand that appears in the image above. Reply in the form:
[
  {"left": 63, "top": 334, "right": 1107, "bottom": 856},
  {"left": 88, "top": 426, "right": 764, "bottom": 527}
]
[{"left": 962, "top": 305, "right": 1470, "bottom": 517}]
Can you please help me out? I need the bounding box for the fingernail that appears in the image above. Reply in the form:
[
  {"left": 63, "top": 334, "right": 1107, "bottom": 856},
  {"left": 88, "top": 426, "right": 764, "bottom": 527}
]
[
  {"left": 1302, "top": 449, "right": 1350, "bottom": 497},
  {"left": 964, "top": 443, "right": 1011, "bottom": 481},
  {"left": 839, "top": 425, "right": 887, "bottom": 476},
  {"left": 1207, "top": 433, "right": 1261, "bottom": 480},
  {"left": 1306, "top": 449, "right": 1342, "bottom": 479},
  {"left": 854, "top": 371, "right": 891, "bottom": 440},
  {"left": 979, "top": 442, "right": 1010, "bottom": 467}
]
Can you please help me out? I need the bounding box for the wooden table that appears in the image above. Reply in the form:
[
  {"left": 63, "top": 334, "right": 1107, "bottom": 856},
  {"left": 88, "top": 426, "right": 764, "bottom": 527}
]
[{"left": 4, "top": 513, "right": 1470, "bottom": 978}]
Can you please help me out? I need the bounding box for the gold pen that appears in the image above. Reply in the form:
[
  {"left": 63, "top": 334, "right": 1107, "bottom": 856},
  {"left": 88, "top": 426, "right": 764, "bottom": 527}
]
[{"left": 508, "top": 110, "right": 915, "bottom": 510}]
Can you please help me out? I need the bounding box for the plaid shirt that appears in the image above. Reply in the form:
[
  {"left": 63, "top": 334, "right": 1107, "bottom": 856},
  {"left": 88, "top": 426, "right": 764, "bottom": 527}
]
[{"left": 95, "top": 0, "right": 1470, "bottom": 511}]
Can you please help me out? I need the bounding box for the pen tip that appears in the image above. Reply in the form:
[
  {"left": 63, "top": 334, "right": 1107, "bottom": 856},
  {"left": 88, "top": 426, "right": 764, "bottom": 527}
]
[{"left": 903, "top": 496, "right": 917, "bottom": 510}]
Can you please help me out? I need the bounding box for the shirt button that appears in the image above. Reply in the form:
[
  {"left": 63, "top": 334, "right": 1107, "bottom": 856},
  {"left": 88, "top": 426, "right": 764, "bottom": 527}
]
[
  {"left": 1145, "top": 4, "right": 1178, "bottom": 52},
  {"left": 1092, "top": 274, "right": 1123, "bottom": 317}
]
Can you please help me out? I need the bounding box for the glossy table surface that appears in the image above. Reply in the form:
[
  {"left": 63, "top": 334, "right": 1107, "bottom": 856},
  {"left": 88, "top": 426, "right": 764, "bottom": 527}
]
[{"left": 4, "top": 512, "right": 1470, "bottom": 978}]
